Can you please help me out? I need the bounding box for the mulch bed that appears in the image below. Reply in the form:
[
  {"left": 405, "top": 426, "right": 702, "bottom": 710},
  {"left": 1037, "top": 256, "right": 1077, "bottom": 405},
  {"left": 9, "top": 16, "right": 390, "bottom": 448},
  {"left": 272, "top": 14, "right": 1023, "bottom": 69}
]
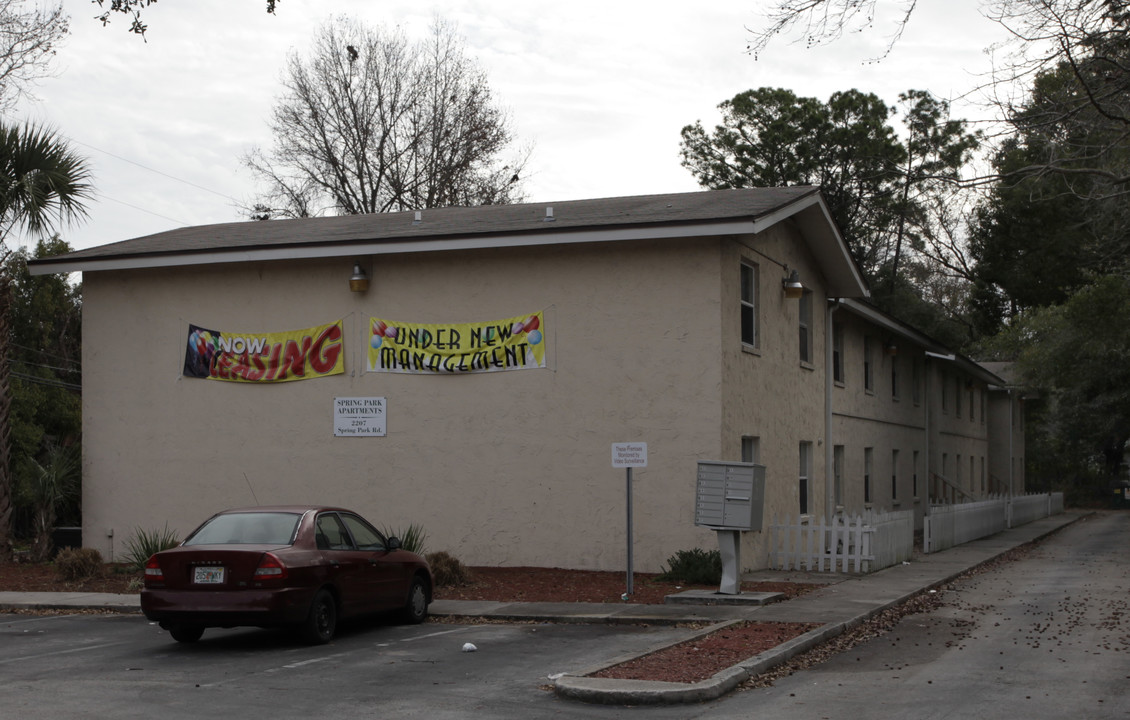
[
  {"left": 590, "top": 620, "right": 820, "bottom": 683},
  {"left": 0, "top": 561, "right": 821, "bottom": 606},
  {"left": 435, "top": 566, "right": 819, "bottom": 605}
]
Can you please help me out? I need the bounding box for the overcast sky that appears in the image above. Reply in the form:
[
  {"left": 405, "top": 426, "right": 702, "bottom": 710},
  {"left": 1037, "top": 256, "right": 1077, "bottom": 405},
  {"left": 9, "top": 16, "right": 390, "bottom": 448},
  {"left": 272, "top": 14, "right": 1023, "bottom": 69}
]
[{"left": 19, "top": 0, "right": 1013, "bottom": 252}]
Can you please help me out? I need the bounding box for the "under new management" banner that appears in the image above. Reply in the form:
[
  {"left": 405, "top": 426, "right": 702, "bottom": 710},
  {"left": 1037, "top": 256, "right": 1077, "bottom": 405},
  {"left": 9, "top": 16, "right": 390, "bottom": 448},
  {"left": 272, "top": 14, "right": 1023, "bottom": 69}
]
[{"left": 366, "top": 312, "right": 546, "bottom": 374}]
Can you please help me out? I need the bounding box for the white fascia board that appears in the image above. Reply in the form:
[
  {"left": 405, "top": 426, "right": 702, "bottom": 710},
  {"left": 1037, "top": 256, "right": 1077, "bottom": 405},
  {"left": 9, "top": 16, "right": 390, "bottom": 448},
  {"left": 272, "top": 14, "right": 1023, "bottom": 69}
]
[
  {"left": 842, "top": 299, "right": 944, "bottom": 352},
  {"left": 28, "top": 219, "right": 755, "bottom": 276},
  {"left": 752, "top": 193, "right": 868, "bottom": 298},
  {"left": 843, "top": 299, "right": 1004, "bottom": 385},
  {"left": 749, "top": 193, "right": 822, "bottom": 235}
]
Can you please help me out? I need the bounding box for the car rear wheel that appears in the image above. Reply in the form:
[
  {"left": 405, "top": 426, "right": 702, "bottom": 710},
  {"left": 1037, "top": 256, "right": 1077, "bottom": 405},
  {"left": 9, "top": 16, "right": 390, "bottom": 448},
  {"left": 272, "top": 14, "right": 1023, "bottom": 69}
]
[
  {"left": 301, "top": 589, "right": 337, "bottom": 644},
  {"left": 169, "top": 624, "right": 205, "bottom": 643},
  {"left": 401, "top": 575, "right": 429, "bottom": 624}
]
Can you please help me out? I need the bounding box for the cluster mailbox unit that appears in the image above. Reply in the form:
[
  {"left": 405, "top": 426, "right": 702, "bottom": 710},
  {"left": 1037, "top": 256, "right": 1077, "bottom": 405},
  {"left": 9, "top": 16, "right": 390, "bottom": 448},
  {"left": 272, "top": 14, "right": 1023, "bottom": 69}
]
[{"left": 695, "top": 461, "right": 767, "bottom": 594}]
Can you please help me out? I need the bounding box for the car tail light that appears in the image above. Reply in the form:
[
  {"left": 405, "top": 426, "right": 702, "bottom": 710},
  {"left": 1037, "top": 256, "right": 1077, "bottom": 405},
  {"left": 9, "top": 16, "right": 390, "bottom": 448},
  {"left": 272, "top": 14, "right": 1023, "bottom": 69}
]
[
  {"left": 144, "top": 556, "right": 164, "bottom": 585},
  {"left": 254, "top": 552, "right": 289, "bottom": 581}
]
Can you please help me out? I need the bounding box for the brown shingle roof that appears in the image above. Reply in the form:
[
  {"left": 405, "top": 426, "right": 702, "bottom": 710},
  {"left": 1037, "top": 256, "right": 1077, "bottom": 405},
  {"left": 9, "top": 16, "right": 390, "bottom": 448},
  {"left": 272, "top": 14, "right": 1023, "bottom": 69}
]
[{"left": 34, "top": 186, "right": 823, "bottom": 265}]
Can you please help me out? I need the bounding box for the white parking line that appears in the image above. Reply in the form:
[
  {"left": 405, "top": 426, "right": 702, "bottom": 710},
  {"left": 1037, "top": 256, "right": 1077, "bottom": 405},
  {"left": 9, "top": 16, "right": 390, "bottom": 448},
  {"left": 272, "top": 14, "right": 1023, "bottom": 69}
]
[
  {"left": 194, "top": 625, "right": 482, "bottom": 688},
  {"left": 0, "top": 642, "right": 125, "bottom": 665},
  {"left": 395, "top": 626, "right": 474, "bottom": 643},
  {"left": 268, "top": 651, "right": 353, "bottom": 671},
  {"left": 1, "top": 614, "right": 83, "bottom": 627}
]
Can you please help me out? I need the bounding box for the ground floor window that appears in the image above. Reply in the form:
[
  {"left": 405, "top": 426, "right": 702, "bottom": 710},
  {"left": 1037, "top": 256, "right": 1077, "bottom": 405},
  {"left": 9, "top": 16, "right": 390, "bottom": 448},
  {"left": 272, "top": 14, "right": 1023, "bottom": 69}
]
[
  {"left": 864, "top": 447, "right": 873, "bottom": 504},
  {"left": 833, "top": 445, "right": 844, "bottom": 507},
  {"left": 741, "top": 435, "right": 761, "bottom": 464},
  {"left": 913, "top": 450, "right": 920, "bottom": 498},
  {"left": 799, "top": 442, "right": 813, "bottom": 515},
  {"left": 891, "top": 449, "right": 899, "bottom": 501}
]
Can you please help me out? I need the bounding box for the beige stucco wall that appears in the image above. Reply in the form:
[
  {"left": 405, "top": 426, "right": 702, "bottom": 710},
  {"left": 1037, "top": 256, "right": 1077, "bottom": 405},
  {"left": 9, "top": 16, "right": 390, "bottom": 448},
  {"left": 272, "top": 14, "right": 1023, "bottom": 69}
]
[
  {"left": 82, "top": 236, "right": 748, "bottom": 572},
  {"left": 719, "top": 224, "right": 830, "bottom": 568},
  {"left": 928, "top": 363, "right": 992, "bottom": 502},
  {"left": 987, "top": 391, "right": 1025, "bottom": 494},
  {"left": 831, "top": 312, "right": 930, "bottom": 526}
]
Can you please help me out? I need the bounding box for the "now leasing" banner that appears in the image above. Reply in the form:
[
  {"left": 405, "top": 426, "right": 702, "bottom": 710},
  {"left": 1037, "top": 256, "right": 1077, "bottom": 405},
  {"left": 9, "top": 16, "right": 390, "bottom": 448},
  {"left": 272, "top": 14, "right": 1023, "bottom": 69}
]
[
  {"left": 366, "top": 312, "right": 546, "bottom": 374},
  {"left": 184, "top": 321, "right": 345, "bottom": 383}
]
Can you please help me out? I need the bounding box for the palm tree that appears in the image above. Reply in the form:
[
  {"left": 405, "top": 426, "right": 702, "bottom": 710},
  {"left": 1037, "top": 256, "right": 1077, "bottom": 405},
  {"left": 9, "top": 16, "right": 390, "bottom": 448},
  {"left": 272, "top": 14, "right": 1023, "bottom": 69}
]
[
  {"left": 0, "top": 121, "right": 91, "bottom": 562},
  {"left": 25, "top": 442, "right": 80, "bottom": 562}
]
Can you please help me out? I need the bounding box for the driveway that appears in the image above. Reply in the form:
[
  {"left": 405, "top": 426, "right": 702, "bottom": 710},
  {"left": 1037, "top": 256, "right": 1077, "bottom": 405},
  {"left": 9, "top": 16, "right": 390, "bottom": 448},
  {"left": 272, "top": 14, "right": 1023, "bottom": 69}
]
[{"left": 693, "top": 510, "right": 1130, "bottom": 719}]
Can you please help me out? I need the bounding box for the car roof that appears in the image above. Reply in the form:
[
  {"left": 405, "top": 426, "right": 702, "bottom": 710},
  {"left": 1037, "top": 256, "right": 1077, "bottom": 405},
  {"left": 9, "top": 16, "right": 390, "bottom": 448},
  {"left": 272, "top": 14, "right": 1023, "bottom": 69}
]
[{"left": 214, "top": 505, "right": 352, "bottom": 515}]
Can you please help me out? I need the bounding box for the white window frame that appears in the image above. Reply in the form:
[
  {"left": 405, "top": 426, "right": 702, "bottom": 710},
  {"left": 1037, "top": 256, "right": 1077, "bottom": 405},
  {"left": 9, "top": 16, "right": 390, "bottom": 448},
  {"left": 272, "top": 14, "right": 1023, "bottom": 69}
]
[
  {"left": 892, "top": 449, "right": 899, "bottom": 502},
  {"left": 741, "top": 435, "right": 761, "bottom": 464},
  {"left": 864, "top": 336, "right": 874, "bottom": 393},
  {"left": 864, "top": 447, "right": 874, "bottom": 504},
  {"left": 799, "top": 442, "right": 813, "bottom": 515},
  {"left": 833, "top": 445, "right": 844, "bottom": 508},
  {"left": 740, "top": 261, "right": 758, "bottom": 349},
  {"left": 799, "top": 290, "right": 813, "bottom": 364},
  {"left": 832, "top": 322, "right": 844, "bottom": 384}
]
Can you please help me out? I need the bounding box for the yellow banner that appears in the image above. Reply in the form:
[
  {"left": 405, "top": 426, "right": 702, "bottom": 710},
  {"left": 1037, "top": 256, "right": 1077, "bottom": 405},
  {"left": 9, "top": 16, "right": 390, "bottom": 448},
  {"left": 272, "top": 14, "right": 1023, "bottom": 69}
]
[
  {"left": 366, "top": 312, "right": 546, "bottom": 374},
  {"left": 184, "top": 321, "right": 345, "bottom": 383}
]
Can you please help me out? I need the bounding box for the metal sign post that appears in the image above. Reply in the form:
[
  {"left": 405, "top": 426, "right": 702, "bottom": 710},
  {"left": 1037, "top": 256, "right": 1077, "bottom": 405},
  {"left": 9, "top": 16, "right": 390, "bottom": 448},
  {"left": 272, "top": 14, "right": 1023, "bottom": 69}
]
[{"left": 612, "top": 442, "right": 647, "bottom": 599}]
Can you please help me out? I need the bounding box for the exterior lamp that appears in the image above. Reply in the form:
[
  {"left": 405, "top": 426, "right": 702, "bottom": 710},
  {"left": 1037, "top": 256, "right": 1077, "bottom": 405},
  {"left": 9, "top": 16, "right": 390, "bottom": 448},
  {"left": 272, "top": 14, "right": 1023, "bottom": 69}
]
[
  {"left": 349, "top": 263, "right": 369, "bottom": 293},
  {"left": 782, "top": 269, "right": 804, "bottom": 299}
]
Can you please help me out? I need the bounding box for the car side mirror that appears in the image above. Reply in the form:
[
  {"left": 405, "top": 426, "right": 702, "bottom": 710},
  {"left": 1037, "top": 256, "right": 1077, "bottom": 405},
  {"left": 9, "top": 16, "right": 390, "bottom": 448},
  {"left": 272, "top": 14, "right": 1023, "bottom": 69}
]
[{"left": 387, "top": 536, "right": 402, "bottom": 551}]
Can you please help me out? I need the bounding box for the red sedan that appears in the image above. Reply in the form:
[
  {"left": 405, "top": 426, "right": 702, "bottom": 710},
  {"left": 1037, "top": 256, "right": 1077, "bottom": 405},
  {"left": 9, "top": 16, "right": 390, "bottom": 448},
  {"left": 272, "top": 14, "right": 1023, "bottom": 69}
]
[{"left": 141, "top": 506, "right": 433, "bottom": 644}]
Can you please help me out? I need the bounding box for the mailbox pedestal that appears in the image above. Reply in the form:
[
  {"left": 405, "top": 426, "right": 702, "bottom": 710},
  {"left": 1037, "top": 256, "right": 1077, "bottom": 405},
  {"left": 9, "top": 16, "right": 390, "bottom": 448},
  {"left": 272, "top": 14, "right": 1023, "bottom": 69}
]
[
  {"left": 695, "top": 461, "right": 766, "bottom": 595},
  {"left": 716, "top": 529, "right": 742, "bottom": 594}
]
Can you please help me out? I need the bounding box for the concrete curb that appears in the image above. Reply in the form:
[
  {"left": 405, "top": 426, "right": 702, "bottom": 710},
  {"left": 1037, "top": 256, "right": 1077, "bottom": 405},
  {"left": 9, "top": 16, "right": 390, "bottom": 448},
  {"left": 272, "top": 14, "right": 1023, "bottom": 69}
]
[
  {"left": 0, "top": 592, "right": 142, "bottom": 614},
  {"left": 553, "top": 621, "right": 841, "bottom": 705}
]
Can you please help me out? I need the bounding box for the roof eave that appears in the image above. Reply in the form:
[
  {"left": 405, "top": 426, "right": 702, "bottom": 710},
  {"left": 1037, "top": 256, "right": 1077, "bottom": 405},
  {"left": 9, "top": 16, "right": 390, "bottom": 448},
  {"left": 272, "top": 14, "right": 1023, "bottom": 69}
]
[
  {"left": 754, "top": 193, "right": 868, "bottom": 298},
  {"left": 28, "top": 219, "right": 759, "bottom": 276},
  {"left": 839, "top": 298, "right": 1004, "bottom": 386}
]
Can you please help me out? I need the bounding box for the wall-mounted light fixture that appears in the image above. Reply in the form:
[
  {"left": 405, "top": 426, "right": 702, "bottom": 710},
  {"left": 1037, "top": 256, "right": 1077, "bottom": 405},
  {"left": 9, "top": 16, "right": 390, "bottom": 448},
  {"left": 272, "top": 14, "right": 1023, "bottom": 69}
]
[
  {"left": 884, "top": 342, "right": 898, "bottom": 356},
  {"left": 349, "top": 262, "right": 369, "bottom": 293},
  {"left": 782, "top": 269, "right": 804, "bottom": 299}
]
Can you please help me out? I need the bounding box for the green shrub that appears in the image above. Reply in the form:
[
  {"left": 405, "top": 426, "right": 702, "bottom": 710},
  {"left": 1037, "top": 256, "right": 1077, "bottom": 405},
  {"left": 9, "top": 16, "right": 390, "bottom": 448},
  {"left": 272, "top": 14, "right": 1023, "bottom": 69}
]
[
  {"left": 657, "top": 548, "right": 722, "bottom": 585},
  {"left": 425, "top": 550, "right": 471, "bottom": 587},
  {"left": 121, "top": 525, "right": 180, "bottom": 571},
  {"left": 55, "top": 547, "right": 104, "bottom": 582},
  {"left": 382, "top": 523, "right": 426, "bottom": 555}
]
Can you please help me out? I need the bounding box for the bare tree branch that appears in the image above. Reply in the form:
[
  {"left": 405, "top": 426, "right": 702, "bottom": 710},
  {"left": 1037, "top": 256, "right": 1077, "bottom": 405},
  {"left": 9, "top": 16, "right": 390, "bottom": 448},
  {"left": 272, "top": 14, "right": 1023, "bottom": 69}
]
[
  {"left": 0, "top": 0, "right": 67, "bottom": 111},
  {"left": 244, "top": 17, "right": 528, "bottom": 220}
]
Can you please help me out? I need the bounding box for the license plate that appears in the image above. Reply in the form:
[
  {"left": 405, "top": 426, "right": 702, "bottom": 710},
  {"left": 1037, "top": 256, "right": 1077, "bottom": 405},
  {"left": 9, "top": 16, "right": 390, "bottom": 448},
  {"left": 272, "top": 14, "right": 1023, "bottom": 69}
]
[{"left": 193, "top": 566, "right": 225, "bottom": 584}]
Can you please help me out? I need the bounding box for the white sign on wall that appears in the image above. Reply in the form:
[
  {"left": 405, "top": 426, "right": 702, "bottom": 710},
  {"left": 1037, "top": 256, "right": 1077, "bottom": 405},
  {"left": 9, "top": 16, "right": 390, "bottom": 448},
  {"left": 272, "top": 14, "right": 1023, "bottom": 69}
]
[
  {"left": 612, "top": 442, "right": 647, "bottom": 468},
  {"left": 333, "top": 397, "right": 387, "bottom": 437}
]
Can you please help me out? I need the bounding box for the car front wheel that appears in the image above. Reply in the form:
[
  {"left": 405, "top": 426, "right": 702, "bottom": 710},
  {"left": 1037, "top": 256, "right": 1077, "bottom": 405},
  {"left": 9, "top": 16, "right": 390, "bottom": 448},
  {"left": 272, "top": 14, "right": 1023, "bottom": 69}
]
[
  {"left": 401, "top": 575, "right": 429, "bottom": 624},
  {"left": 301, "top": 589, "right": 338, "bottom": 644}
]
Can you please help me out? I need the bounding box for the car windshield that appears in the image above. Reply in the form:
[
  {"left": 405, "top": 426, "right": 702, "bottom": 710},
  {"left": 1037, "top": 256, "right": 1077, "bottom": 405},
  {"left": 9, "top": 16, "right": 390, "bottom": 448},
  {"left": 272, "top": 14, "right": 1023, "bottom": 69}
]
[{"left": 184, "top": 512, "right": 301, "bottom": 546}]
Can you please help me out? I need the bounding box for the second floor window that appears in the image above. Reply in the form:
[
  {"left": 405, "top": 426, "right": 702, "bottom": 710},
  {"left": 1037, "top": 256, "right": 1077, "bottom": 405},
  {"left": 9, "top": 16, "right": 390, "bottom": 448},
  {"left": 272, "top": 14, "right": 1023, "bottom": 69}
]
[
  {"left": 864, "top": 336, "right": 874, "bottom": 392},
  {"left": 740, "top": 262, "right": 758, "bottom": 347},
  {"left": 799, "top": 290, "right": 813, "bottom": 363},
  {"left": 832, "top": 322, "right": 844, "bottom": 383}
]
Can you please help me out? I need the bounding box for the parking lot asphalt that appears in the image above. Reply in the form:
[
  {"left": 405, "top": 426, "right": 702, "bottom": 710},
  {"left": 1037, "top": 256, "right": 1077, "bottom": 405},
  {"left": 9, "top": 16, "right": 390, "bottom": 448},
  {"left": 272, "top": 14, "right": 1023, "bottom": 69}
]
[{"left": 0, "top": 510, "right": 1086, "bottom": 706}]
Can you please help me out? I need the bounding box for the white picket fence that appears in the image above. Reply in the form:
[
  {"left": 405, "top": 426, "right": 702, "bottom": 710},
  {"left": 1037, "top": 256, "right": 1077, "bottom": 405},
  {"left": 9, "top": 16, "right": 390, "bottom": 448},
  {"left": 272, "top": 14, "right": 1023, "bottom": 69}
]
[
  {"left": 1009, "top": 492, "right": 1065, "bottom": 527},
  {"left": 924, "top": 492, "right": 1066, "bottom": 553},
  {"left": 923, "top": 496, "right": 1008, "bottom": 553},
  {"left": 769, "top": 510, "right": 914, "bottom": 574}
]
